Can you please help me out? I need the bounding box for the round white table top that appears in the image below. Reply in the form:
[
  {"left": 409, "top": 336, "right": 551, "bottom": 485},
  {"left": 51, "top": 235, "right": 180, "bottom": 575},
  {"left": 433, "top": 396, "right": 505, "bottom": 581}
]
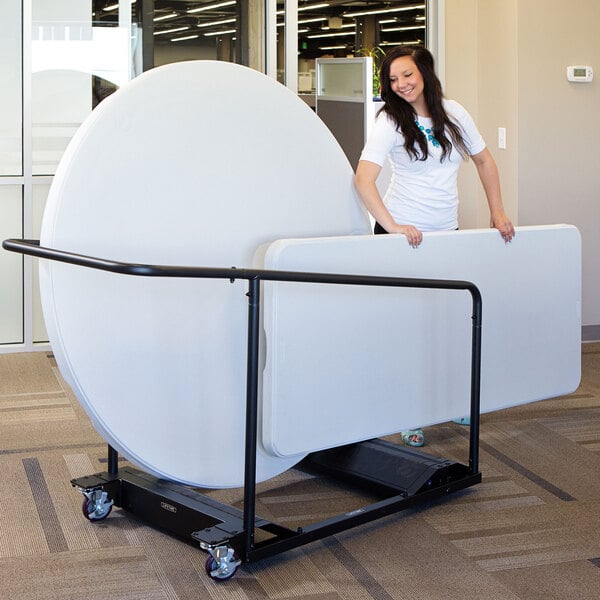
[{"left": 40, "top": 60, "right": 370, "bottom": 488}]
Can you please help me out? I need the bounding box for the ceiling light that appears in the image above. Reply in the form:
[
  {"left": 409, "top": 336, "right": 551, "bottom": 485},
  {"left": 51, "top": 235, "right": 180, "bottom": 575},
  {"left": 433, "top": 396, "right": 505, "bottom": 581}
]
[
  {"left": 277, "top": 2, "right": 329, "bottom": 16},
  {"left": 307, "top": 30, "right": 355, "bottom": 39},
  {"left": 171, "top": 34, "right": 200, "bottom": 42},
  {"left": 154, "top": 12, "right": 179, "bottom": 22},
  {"left": 299, "top": 2, "right": 329, "bottom": 11},
  {"left": 319, "top": 45, "right": 348, "bottom": 50},
  {"left": 298, "top": 17, "right": 328, "bottom": 25},
  {"left": 197, "top": 18, "right": 236, "bottom": 28},
  {"left": 380, "top": 25, "right": 425, "bottom": 33},
  {"left": 278, "top": 18, "right": 326, "bottom": 27},
  {"left": 203, "top": 28, "right": 236, "bottom": 36},
  {"left": 344, "top": 4, "right": 425, "bottom": 18},
  {"left": 154, "top": 26, "right": 190, "bottom": 36},
  {"left": 103, "top": 0, "right": 135, "bottom": 11},
  {"left": 187, "top": 1, "right": 236, "bottom": 14}
]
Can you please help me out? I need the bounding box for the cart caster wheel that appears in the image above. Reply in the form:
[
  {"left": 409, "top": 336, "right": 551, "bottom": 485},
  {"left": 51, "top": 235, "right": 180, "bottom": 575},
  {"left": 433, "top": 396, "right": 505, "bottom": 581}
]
[
  {"left": 81, "top": 489, "right": 113, "bottom": 521},
  {"left": 204, "top": 547, "right": 240, "bottom": 581}
]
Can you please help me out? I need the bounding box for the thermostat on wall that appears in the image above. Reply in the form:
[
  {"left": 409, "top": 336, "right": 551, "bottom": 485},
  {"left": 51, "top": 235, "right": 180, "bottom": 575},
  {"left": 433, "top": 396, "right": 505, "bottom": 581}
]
[{"left": 567, "top": 65, "right": 593, "bottom": 82}]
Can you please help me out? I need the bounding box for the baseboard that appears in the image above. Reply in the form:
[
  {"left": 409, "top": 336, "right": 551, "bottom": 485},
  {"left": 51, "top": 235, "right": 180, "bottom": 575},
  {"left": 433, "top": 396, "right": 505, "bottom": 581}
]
[{"left": 582, "top": 325, "right": 600, "bottom": 342}]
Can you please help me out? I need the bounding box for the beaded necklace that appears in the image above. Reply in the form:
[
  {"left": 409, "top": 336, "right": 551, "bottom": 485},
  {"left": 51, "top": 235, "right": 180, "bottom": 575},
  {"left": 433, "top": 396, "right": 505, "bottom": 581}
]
[{"left": 415, "top": 119, "right": 440, "bottom": 148}]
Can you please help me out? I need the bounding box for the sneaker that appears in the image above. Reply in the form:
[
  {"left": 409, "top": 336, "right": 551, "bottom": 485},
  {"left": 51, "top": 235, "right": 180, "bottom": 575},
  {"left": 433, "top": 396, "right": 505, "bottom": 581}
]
[
  {"left": 401, "top": 429, "right": 425, "bottom": 447},
  {"left": 452, "top": 416, "right": 470, "bottom": 426}
]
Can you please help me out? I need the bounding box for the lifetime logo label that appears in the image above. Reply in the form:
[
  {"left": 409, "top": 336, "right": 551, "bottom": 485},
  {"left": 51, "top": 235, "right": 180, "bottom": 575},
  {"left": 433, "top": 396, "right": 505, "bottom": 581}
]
[{"left": 161, "top": 501, "right": 178, "bottom": 514}]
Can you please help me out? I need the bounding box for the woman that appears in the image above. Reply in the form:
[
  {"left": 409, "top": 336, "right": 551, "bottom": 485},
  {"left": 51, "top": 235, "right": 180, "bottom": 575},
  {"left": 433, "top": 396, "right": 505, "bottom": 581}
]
[{"left": 354, "top": 46, "right": 515, "bottom": 446}]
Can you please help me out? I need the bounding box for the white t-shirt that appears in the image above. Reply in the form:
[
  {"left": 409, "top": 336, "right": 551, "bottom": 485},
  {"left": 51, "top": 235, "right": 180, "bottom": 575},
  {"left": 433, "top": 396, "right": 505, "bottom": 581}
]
[{"left": 359, "top": 99, "right": 486, "bottom": 231}]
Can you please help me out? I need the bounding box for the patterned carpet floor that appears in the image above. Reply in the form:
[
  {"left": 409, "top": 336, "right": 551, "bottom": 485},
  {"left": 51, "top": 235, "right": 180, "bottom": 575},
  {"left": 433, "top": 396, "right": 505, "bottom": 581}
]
[{"left": 0, "top": 345, "right": 598, "bottom": 599}]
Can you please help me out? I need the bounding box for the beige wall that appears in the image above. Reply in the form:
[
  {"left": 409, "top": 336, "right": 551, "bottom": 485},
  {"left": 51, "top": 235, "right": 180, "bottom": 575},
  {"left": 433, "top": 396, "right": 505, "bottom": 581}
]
[
  {"left": 477, "top": 0, "right": 518, "bottom": 227},
  {"left": 445, "top": 0, "right": 600, "bottom": 332},
  {"left": 517, "top": 0, "right": 600, "bottom": 332},
  {"left": 444, "top": 0, "right": 480, "bottom": 229},
  {"left": 445, "top": 0, "right": 518, "bottom": 229}
]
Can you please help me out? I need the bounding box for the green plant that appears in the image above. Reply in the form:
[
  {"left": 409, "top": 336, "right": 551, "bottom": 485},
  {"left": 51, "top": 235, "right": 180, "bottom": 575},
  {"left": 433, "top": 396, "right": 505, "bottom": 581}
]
[{"left": 357, "top": 46, "right": 386, "bottom": 97}]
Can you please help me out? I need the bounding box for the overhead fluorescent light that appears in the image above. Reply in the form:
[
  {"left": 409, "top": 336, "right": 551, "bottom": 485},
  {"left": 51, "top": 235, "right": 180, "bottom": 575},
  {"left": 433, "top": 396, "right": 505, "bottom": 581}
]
[
  {"left": 277, "top": 17, "right": 325, "bottom": 27},
  {"left": 380, "top": 25, "right": 426, "bottom": 33},
  {"left": 171, "top": 34, "right": 200, "bottom": 42},
  {"left": 299, "top": 17, "right": 328, "bottom": 24},
  {"left": 299, "top": 2, "right": 329, "bottom": 10},
  {"left": 278, "top": 2, "right": 328, "bottom": 15},
  {"left": 197, "top": 17, "right": 236, "bottom": 28},
  {"left": 319, "top": 45, "right": 348, "bottom": 50},
  {"left": 203, "top": 28, "right": 236, "bottom": 36},
  {"left": 154, "top": 12, "right": 179, "bottom": 22},
  {"left": 103, "top": 0, "right": 136, "bottom": 11},
  {"left": 187, "top": 1, "right": 236, "bottom": 14},
  {"left": 307, "top": 30, "right": 355, "bottom": 39},
  {"left": 278, "top": 27, "right": 309, "bottom": 33},
  {"left": 154, "top": 26, "right": 190, "bottom": 36},
  {"left": 344, "top": 4, "right": 425, "bottom": 18}
]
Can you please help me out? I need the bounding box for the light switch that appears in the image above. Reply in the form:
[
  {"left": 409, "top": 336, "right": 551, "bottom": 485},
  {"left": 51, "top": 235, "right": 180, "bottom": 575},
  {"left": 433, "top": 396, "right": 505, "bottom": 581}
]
[{"left": 498, "top": 127, "right": 506, "bottom": 149}]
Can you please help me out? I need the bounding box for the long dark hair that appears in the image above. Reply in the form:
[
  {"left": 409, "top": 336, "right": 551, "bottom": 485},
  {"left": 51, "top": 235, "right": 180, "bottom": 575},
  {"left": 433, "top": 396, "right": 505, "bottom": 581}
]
[{"left": 379, "top": 46, "right": 468, "bottom": 162}]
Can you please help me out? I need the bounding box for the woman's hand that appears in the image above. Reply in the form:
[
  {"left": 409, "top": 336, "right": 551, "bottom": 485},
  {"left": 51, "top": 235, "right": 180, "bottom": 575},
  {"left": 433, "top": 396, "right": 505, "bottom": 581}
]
[
  {"left": 354, "top": 160, "right": 423, "bottom": 247},
  {"left": 389, "top": 223, "right": 423, "bottom": 247},
  {"left": 471, "top": 149, "right": 515, "bottom": 243},
  {"left": 491, "top": 210, "right": 515, "bottom": 243}
]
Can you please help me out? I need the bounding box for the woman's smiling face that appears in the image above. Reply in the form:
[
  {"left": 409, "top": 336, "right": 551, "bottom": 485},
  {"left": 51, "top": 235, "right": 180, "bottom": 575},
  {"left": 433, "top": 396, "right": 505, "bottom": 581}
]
[{"left": 388, "top": 55, "right": 426, "bottom": 112}]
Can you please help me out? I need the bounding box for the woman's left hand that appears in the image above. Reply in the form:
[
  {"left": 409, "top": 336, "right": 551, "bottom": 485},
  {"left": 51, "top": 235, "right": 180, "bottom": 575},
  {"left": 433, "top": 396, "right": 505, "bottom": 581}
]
[{"left": 492, "top": 210, "right": 515, "bottom": 243}]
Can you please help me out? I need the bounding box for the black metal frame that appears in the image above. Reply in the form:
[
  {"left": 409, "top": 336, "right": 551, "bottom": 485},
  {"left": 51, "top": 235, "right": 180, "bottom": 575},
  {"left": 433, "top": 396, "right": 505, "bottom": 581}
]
[{"left": 3, "top": 238, "right": 483, "bottom": 569}]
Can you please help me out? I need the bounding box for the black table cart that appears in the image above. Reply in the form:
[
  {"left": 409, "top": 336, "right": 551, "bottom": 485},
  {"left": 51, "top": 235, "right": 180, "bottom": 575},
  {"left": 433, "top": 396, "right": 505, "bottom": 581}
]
[{"left": 3, "top": 238, "right": 482, "bottom": 582}]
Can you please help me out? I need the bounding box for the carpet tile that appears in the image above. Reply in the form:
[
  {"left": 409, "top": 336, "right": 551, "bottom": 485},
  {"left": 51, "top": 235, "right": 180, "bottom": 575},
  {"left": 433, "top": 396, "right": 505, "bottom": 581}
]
[{"left": 0, "top": 344, "right": 598, "bottom": 599}]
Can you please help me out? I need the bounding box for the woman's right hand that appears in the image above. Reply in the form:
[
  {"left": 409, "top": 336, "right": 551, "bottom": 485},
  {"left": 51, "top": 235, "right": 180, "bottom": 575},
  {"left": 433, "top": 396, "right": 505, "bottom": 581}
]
[
  {"left": 389, "top": 224, "right": 423, "bottom": 248},
  {"left": 354, "top": 160, "right": 423, "bottom": 247}
]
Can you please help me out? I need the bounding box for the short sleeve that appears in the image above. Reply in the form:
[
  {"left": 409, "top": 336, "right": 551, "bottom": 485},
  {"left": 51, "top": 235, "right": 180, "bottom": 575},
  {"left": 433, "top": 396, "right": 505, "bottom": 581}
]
[
  {"left": 445, "top": 99, "right": 486, "bottom": 156},
  {"left": 359, "top": 112, "right": 399, "bottom": 166}
]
